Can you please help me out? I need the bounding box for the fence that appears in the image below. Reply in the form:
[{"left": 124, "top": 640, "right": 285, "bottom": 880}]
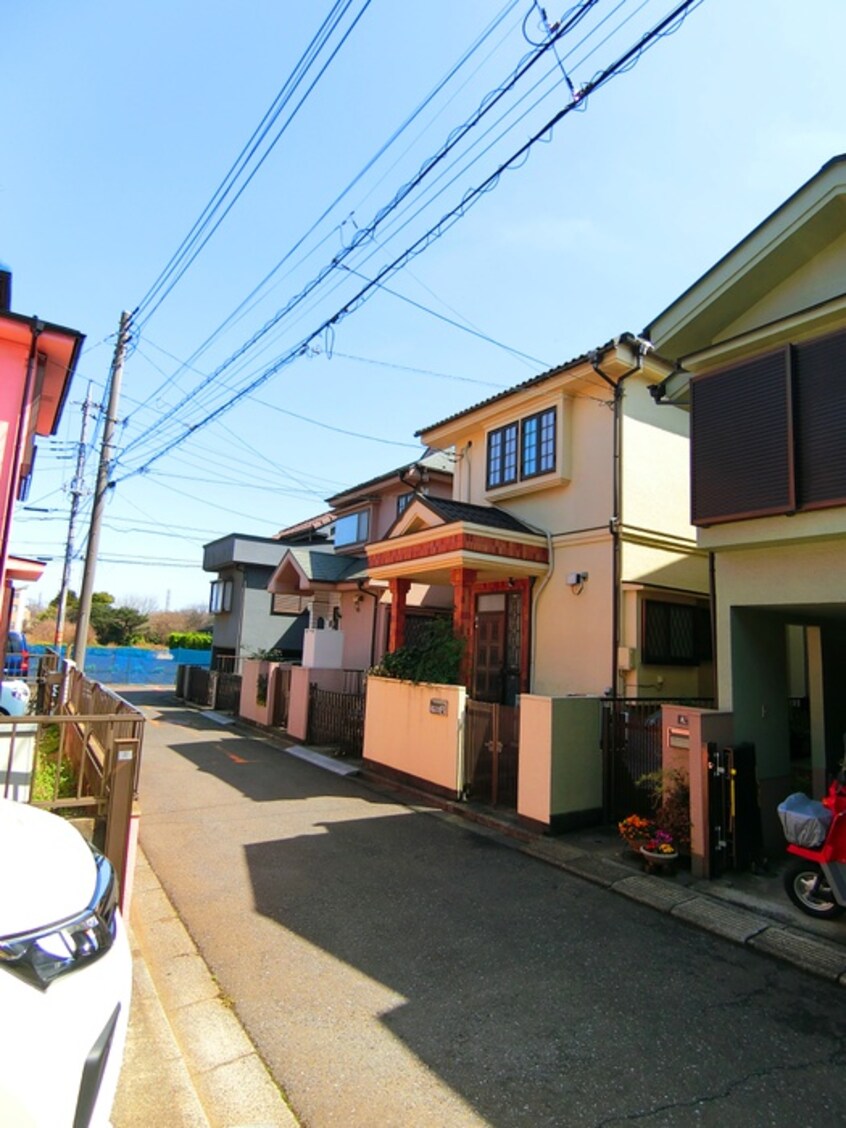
[
  {"left": 1, "top": 657, "right": 145, "bottom": 907},
  {"left": 32, "top": 644, "right": 210, "bottom": 685},
  {"left": 307, "top": 683, "right": 366, "bottom": 757},
  {"left": 602, "top": 697, "right": 714, "bottom": 820},
  {"left": 176, "top": 665, "right": 242, "bottom": 712}
]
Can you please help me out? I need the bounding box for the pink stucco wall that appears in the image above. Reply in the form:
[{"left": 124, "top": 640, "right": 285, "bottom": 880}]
[{"left": 363, "top": 676, "right": 466, "bottom": 794}]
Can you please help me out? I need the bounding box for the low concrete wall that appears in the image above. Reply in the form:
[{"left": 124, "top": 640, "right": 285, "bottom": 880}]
[
  {"left": 363, "top": 676, "right": 465, "bottom": 796},
  {"left": 239, "top": 659, "right": 275, "bottom": 726},
  {"left": 518, "top": 695, "right": 603, "bottom": 830}
]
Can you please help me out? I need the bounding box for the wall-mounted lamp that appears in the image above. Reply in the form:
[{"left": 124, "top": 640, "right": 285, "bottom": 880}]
[
  {"left": 353, "top": 593, "right": 363, "bottom": 612},
  {"left": 567, "top": 571, "right": 588, "bottom": 594}
]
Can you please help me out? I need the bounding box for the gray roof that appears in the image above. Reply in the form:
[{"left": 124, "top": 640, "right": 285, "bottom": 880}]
[
  {"left": 419, "top": 497, "right": 542, "bottom": 536},
  {"left": 416, "top": 336, "right": 633, "bottom": 436},
  {"left": 285, "top": 548, "right": 367, "bottom": 584}
]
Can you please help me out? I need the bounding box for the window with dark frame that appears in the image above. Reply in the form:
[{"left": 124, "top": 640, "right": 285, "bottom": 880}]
[
  {"left": 397, "top": 492, "right": 414, "bottom": 517},
  {"left": 642, "top": 600, "right": 711, "bottom": 666},
  {"left": 486, "top": 422, "right": 519, "bottom": 488},
  {"left": 209, "top": 579, "right": 233, "bottom": 614},
  {"left": 487, "top": 408, "right": 555, "bottom": 489}
]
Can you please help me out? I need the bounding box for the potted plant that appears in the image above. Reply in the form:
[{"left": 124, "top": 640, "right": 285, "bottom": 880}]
[{"left": 617, "top": 814, "right": 655, "bottom": 854}]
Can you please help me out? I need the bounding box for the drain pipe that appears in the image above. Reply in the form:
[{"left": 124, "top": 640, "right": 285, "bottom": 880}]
[
  {"left": 357, "top": 579, "right": 381, "bottom": 667},
  {"left": 590, "top": 341, "right": 647, "bottom": 705}
]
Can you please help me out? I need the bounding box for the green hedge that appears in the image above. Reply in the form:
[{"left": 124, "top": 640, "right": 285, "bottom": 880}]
[{"left": 168, "top": 631, "right": 212, "bottom": 650}]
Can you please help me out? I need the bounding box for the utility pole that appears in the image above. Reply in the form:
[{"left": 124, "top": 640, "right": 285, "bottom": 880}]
[
  {"left": 74, "top": 311, "right": 132, "bottom": 669},
  {"left": 54, "top": 385, "right": 94, "bottom": 647}
]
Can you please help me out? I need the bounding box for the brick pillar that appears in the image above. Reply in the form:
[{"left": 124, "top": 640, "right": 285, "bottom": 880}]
[
  {"left": 388, "top": 577, "right": 411, "bottom": 652},
  {"left": 451, "top": 567, "right": 477, "bottom": 688}
]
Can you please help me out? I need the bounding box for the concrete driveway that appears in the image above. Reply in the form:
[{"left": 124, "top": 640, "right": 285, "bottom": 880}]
[{"left": 132, "top": 691, "right": 846, "bottom": 1127}]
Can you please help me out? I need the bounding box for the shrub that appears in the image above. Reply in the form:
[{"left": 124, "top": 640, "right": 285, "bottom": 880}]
[
  {"left": 371, "top": 618, "right": 464, "bottom": 685},
  {"left": 638, "top": 766, "right": 691, "bottom": 852},
  {"left": 168, "top": 631, "right": 212, "bottom": 650}
]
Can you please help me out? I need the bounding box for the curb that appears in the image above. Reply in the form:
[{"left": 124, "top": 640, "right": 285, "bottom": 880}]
[{"left": 121, "top": 849, "right": 299, "bottom": 1128}]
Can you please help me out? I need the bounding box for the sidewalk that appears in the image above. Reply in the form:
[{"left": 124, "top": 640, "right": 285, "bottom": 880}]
[
  {"left": 113, "top": 719, "right": 846, "bottom": 1125},
  {"left": 112, "top": 848, "right": 299, "bottom": 1128}
]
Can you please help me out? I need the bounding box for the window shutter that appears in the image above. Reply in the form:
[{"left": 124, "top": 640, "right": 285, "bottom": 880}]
[
  {"left": 793, "top": 329, "right": 846, "bottom": 509},
  {"left": 691, "top": 349, "right": 792, "bottom": 525}
]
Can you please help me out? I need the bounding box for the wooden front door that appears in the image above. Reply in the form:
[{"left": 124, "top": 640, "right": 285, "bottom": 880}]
[
  {"left": 474, "top": 609, "right": 505, "bottom": 702},
  {"left": 473, "top": 591, "right": 523, "bottom": 705}
]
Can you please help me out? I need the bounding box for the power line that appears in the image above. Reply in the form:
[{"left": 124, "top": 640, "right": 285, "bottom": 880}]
[
  {"left": 122, "top": 1, "right": 525, "bottom": 426},
  {"left": 118, "top": 2, "right": 600, "bottom": 463},
  {"left": 113, "top": 0, "right": 704, "bottom": 486},
  {"left": 132, "top": 1, "right": 373, "bottom": 328}
]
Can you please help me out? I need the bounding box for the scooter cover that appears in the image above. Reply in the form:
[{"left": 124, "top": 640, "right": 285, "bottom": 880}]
[{"left": 778, "top": 792, "right": 832, "bottom": 848}]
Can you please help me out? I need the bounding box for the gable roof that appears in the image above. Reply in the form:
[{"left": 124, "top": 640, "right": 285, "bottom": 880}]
[
  {"left": 644, "top": 154, "right": 846, "bottom": 361},
  {"left": 417, "top": 496, "right": 541, "bottom": 536},
  {"left": 416, "top": 335, "right": 638, "bottom": 437},
  {"left": 268, "top": 547, "right": 367, "bottom": 593}
]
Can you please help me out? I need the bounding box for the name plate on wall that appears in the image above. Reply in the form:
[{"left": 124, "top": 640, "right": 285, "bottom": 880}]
[{"left": 429, "top": 698, "right": 448, "bottom": 716}]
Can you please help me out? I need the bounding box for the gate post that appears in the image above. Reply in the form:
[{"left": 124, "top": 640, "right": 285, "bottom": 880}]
[{"left": 105, "top": 737, "right": 139, "bottom": 913}]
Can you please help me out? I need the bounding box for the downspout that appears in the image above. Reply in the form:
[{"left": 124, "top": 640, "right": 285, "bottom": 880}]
[
  {"left": 590, "top": 341, "right": 647, "bottom": 703},
  {"left": 358, "top": 579, "right": 381, "bottom": 667},
  {"left": 0, "top": 318, "right": 43, "bottom": 663},
  {"left": 528, "top": 527, "right": 554, "bottom": 694}
]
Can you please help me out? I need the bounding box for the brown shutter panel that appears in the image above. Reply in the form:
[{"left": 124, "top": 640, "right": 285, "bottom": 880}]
[
  {"left": 691, "top": 348, "right": 792, "bottom": 525},
  {"left": 793, "top": 329, "right": 846, "bottom": 510}
]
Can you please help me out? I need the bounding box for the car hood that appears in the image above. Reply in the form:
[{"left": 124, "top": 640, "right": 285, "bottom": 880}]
[{"left": 0, "top": 799, "right": 97, "bottom": 937}]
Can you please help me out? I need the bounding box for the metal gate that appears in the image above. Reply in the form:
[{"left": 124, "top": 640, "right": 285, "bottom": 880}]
[
  {"left": 307, "top": 684, "right": 365, "bottom": 757},
  {"left": 707, "top": 742, "right": 764, "bottom": 877},
  {"left": 464, "top": 701, "right": 519, "bottom": 807},
  {"left": 603, "top": 698, "right": 714, "bottom": 821}
]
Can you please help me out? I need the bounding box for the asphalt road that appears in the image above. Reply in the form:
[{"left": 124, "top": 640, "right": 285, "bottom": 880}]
[{"left": 131, "top": 691, "right": 846, "bottom": 1128}]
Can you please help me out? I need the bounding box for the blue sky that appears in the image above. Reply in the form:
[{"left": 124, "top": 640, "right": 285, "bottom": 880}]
[{"left": 3, "top": 0, "right": 845, "bottom": 611}]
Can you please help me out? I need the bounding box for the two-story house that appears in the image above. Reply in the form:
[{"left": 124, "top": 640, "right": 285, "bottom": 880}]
[
  {"left": 645, "top": 154, "right": 846, "bottom": 854},
  {"left": 0, "top": 263, "right": 83, "bottom": 654},
  {"left": 202, "top": 513, "right": 334, "bottom": 669},
  {"left": 268, "top": 450, "right": 454, "bottom": 672},
  {"left": 362, "top": 335, "right": 712, "bottom": 826}
]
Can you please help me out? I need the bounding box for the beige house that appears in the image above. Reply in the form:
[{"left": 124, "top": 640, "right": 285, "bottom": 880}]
[
  {"left": 363, "top": 334, "right": 713, "bottom": 828},
  {"left": 646, "top": 154, "right": 846, "bottom": 859}
]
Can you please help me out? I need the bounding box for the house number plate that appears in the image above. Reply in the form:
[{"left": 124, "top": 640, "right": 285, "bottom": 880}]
[{"left": 429, "top": 699, "right": 448, "bottom": 716}]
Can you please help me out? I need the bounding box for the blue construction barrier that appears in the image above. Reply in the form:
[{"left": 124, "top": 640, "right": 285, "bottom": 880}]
[{"left": 31, "top": 645, "right": 211, "bottom": 685}]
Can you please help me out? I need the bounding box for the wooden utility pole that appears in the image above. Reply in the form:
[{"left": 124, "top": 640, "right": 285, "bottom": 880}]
[
  {"left": 54, "top": 385, "right": 94, "bottom": 647},
  {"left": 74, "top": 311, "right": 132, "bottom": 669}
]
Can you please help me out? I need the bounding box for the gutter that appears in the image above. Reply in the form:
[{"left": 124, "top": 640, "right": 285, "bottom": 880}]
[{"left": 590, "top": 340, "right": 649, "bottom": 705}]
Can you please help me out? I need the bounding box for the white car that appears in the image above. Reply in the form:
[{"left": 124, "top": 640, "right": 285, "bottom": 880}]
[
  {"left": 0, "top": 678, "right": 30, "bottom": 716},
  {"left": 0, "top": 799, "right": 132, "bottom": 1127}
]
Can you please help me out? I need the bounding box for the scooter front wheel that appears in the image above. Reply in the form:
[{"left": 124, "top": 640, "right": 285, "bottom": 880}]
[{"left": 783, "top": 859, "right": 844, "bottom": 919}]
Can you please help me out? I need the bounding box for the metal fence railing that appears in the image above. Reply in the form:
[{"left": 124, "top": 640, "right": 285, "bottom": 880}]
[{"left": 1, "top": 653, "right": 144, "bottom": 908}]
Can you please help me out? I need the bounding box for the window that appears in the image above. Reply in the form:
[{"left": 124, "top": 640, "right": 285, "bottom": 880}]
[
  {"left": 271, "top": 593, "right": 308, "bottom": 615},
  {"left": 521, "top": 408, "right": 556, "bottom": 479},
  {"left": 333, "top": 509, "right": 370, "bottom": 547},
  {"left": 642, "top": 600, "right": 711, "bottom": 666},
  {"left": 209, "top": 579, "right": 233, "bottom": 614},
  {"left": 487, "top": 408, "right": 555, "bottom": 489},
  {"left": 487, "top": 423, "right": 519, "bottom": 488},
  {"left": 397, "top": 492, "right": 415, "bottom": 517}
]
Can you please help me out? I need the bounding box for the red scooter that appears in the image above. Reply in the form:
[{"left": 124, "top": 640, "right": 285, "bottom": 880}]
[{"left": 780, "top": 772, "right": 846, "bottom": 919}]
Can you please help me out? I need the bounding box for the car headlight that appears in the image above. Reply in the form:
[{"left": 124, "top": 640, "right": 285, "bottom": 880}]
[{"left": 0, "top": 848, "right": 118, "bottom": 990}]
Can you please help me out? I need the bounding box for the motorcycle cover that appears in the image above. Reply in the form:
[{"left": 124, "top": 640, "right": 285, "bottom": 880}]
[{"left": 778, "top": 792, "right": 832, "bottom": 848}]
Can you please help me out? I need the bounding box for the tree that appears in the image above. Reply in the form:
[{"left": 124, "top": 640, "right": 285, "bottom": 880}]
[{"left": 90, "top": 605, "right": 149, "bottom": 646}]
